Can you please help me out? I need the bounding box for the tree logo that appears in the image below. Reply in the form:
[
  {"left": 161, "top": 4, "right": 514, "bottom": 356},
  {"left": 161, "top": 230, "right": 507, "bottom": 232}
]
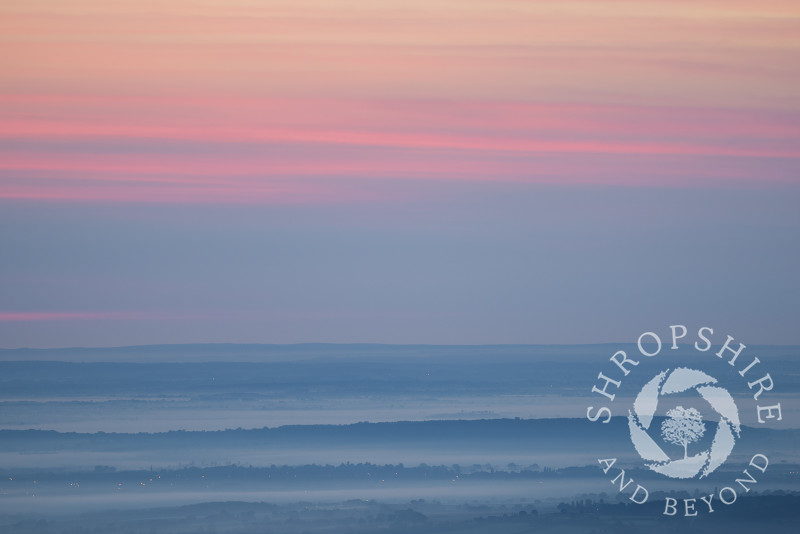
[
  {"left": 628, "top": 367, "right": 741, "bottom": 479},
  {"left": 661, "top": 406, "right": 705, "bottom": 459}
]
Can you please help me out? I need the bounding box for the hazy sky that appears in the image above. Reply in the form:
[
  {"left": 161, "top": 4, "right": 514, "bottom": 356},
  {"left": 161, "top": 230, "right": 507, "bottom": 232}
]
[{"left": 1, "top": 1, "right": 799, "bottom": 347}]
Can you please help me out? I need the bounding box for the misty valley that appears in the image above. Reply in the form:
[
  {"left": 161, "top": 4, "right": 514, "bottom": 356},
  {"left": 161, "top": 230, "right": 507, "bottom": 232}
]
[{"left": 1, "top": 344, "right": 798, "bottom": 533}]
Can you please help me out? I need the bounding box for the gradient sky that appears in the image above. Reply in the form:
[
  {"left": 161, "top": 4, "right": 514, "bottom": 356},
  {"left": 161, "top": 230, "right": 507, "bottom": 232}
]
[{"left": 1, "top": 0, "right": 799, "bottom": 347}]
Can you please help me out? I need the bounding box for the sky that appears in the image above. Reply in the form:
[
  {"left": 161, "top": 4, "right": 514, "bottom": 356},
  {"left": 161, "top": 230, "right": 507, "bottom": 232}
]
[{"left": 1, "top": 0, "right": 799, "bottom": 347}]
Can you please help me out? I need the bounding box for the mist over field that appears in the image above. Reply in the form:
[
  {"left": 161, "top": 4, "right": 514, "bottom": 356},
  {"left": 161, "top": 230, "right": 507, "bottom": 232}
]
[{"left": 0, "top": 344, "right": 798, "bottom": 533}]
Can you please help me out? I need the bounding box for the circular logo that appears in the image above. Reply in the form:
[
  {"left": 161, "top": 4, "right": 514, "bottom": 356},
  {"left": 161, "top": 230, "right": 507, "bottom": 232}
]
[
  {"left": 587, "top": 326, "right": 784, "bottom": 516},
  {"left": 627, "top": 367, "right": 741, "bottom": 479}
]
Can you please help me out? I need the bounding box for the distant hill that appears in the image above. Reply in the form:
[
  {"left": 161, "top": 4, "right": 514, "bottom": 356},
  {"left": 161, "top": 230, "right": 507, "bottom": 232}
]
[
  {"left": 1, "top": 417, "right": 796, "bottom": 460},
  {"left": 1, "top": 344, "right": 797, "bottom": 405},
  {"left": 1, "top": 342, "right": 797, "bottom": 364}
]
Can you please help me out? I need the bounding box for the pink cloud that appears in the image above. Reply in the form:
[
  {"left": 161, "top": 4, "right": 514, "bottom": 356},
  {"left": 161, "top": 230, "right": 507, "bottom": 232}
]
[
  {"left": 2, "top": 97, "right": 798, "bottom": 203},
  {"left": 0, "top": 312, "right": 139, "bottom": 322},
  {"left": 2, "top": 93, "right": 798, "bottom": 203}
]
